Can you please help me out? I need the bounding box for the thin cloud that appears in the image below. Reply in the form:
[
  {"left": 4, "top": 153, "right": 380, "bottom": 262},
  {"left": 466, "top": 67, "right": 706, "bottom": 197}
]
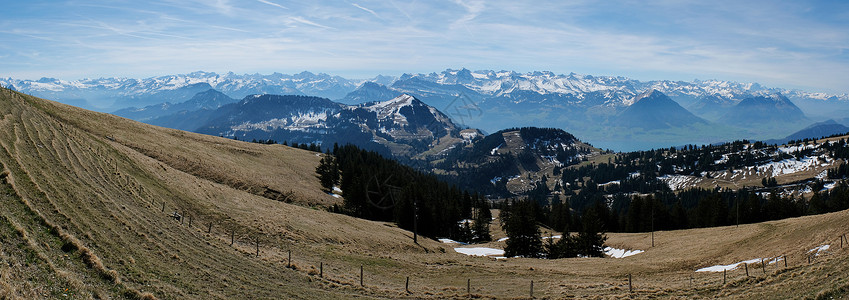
[
  {"left": 289, "top": 17, "right": 334, "bottom": 30},
  {"left": 257, "top": 0, "right": 289, "bottom": 10},
  {"left": 351, "top": 3, "right": 381, "bottom": 19}
]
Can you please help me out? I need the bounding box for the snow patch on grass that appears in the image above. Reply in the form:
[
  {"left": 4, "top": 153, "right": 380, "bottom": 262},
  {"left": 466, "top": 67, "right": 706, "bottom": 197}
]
[
  {"left": 696, "top": 258, "right": 764, "bottom": 272},
  {"left": 439, "top": 238, "right": 467, "bottom": 245},
  {"left": 603, "top": 247, "right": 644, "bottom": 258},
  {"left": 808, "top": 244, "right": 830, "bottom": 256},
  {"left": 454, "top": 247, "right": 505, "bottom": 257}
]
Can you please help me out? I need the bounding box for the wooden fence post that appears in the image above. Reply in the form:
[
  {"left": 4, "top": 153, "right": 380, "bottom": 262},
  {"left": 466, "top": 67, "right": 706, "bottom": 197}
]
[
  {"left": 180, "top": 214, "right": 184, "bottom": 225},
  {"left": 161, "top": 202, "right": 165, "bottom": 212},
  {"left": 629, "top": 274, "right": 633, "bottom": 292},
  {"left": 744, "top": 263, "right": 748, "bottom": 277},
  {"left": 784, "top": 255, "right": 787, "bottom": 268},
  {"left": 467, "top": 279, "right": 471, "bottom": 297},
  {"left": 761, "top": 258, "right": 766, "bottom": 274},
  {"left": 406, "top": 276, "right": 410, "bottom": 293},
  {"left": 207, "top": 222, "right": 213, "bottom": 234},
  {"left": 360, "top": 265, "right": 364, "bottom": 287},
  {"left": 288, "top": 250, "right": 291, "bottom": 268},
  {"left": 255, "top": 238, "right": 260, "bottom": 257},
  {"left": 230, "top": 229, "right": 235, "bottom": 246},
  {"left": 188, "top": 216, "right": 192, "bottom": 227},
  {"left": 530, "top": 280, "right": 533, "bottom": 299},
  {"left": 723, "top": 269, "right": 726, "bottom": 285},
  {"left": 320, "top": 262, "right": 323, "bottom": 278}
]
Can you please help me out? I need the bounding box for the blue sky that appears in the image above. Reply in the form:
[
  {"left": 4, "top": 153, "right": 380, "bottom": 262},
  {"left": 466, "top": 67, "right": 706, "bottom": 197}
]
[{"left": 1, "top": 0, "right": 848, "bottom": 93}]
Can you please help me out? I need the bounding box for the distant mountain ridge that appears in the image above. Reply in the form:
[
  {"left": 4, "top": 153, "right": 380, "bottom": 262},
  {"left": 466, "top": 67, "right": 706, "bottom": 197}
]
[
  {"left": 1, "top": 71, "right": 361, "bottom": 111},
  {"left": 763, "top": 120, "right": 849, "bottom": 145},
  {"left": 113, "top": 89, "right": 236, "bottom": 121},
  {"left": 6, "top": 68, "right": 849, "bottom": 150}
]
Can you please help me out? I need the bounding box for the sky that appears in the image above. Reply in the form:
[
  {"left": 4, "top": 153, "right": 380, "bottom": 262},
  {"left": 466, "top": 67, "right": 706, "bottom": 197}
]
[{"left": 1, "top": 0, "right": 848, "bottom": 93}]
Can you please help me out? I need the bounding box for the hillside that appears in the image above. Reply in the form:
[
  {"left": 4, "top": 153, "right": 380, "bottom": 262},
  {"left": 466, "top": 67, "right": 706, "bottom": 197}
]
[
  {"left": 0, "top": 87, "right": 447, "bottom": 298},
  {"left": 431, "top": 127, "right": 602, "bottom": 197},
  {"left": 2, "top": 87, "right": 849, "bottom": 299}
]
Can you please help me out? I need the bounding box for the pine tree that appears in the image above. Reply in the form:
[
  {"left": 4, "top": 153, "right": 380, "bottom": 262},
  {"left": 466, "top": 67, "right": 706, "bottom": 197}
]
[
  {"left": 575, "top": 208, "right": 607, "bottom": 257},
  {"left": 315, "top": 154, "right": 339, "bottom": 191},
  {"left": 503, "top": 200, "right": 542, "bottom": 258},
  {"left": 472, "top": 197, "right": 492, "bottom": 243},
  {"left": 549, "top": 195, "right": 571, "bottom": 233}
]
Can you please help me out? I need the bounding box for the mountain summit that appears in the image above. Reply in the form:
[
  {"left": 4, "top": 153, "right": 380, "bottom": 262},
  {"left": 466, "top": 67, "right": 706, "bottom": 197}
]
[
  {"left": 718, "top": 93, "right": 807, "bottom": 127},
  {"left": 616, "top": 90, "right": 707, "bottom": 130}
]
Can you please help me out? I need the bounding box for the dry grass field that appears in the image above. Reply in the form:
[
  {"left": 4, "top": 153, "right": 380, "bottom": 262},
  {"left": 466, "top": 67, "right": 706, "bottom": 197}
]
[{"left": 1, "top": 87, "right": 849, "bottom": 299}]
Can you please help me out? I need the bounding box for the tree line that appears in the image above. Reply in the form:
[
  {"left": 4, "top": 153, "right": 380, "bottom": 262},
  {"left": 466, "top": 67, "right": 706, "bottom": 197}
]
[{"left": 317, "top": 144, "right": 491, "bottom": 243}]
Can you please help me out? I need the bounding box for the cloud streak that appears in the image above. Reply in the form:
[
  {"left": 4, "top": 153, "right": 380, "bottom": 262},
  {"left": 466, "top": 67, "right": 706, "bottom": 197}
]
[
  {"left": 351, "top": 3, "right": 380, "bottom": 19},
  {"left": 257, "top": 0, "right": 288, "bottom": 10}
]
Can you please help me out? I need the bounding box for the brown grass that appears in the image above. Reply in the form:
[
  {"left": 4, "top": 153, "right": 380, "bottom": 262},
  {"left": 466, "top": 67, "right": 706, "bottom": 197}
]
[{"left": 1, "top": 86, "right": 849, "bottom": 299}]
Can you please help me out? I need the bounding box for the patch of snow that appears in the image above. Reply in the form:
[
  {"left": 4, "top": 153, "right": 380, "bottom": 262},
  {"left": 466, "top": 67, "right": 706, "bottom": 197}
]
[
  {"left": 439, "top": 238, "right": 467, "bottom": 245},
  {"left": 823, "top": 182, "right": 836, "bottom": 191},
  {"left": 659, "top": 175, "right": 701, "bottom": 191},
  {"left": 454, "top": 247, "right": 505, "bottom": 257},
  {"left": 542, "top": 235, "right": 562, "bottom": 240},
  {"left": 808, "top": 245, "right": 830, "bottom": 256},
  {"left": 497, "top": 237, "right": 509, "bottom": 242},
  {"left": 696, "top": 258, "right": 764, "bottom": 272},
  {"left": 332, "top": 186, "right": 342, "bottom": 193},
  {"left": 603, "top": 247, "right": 644, "bottom": 258},
  {"left": 757, "top": 156, "right": 828, "bottom": 178},
  {"left": 491, "top": 143, "right": 503, "bottom": 155},
  {"left": 599, "top": 180, "right": 620, "bottom": 187},
  {"left": 460, "top": 131, "right": 480, "bottom": 141}
]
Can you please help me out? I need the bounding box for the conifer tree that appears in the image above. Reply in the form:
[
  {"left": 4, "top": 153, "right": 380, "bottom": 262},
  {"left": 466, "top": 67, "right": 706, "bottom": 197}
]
[{"left": 503, "top": 200, "right": 542, "bottom": 258}]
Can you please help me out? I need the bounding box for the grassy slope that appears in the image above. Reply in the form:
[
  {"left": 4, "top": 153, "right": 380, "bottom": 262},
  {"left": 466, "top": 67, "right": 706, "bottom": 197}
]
[{"left": 1, "top": 87, "right": 849, "bottom": 299}]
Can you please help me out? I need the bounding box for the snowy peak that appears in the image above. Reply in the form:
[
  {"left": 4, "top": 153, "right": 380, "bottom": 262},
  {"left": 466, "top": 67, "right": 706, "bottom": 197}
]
[
  {"left": 365, "top": 94, "right": 417, "bottom": 111},
  {"left": 339, "top": 81, "right": 399, "bottom": 105},
  {"left": 632, "top": 89, "right": 666, "bottom": 104}
]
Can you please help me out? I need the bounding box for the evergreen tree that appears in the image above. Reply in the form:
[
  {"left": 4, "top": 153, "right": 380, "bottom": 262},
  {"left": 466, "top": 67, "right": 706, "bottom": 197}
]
[
  {"left": 575, "top": 208, "right": 607, "bottom": 257},
  {"left": 503, "top": 200, "right": 542, "bottom": 258},
  {"left": 315, "top": 154, "right": 339, "bottom": 191},
  {"left": 472, "top": 196, "right": 492, "bottom": 243},
  {"left": 548, "top": 195, "right": 571, "bottom": 233}
]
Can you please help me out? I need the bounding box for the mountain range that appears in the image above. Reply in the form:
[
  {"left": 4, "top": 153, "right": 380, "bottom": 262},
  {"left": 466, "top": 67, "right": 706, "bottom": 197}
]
[{"left": 5, "top": 68, "right": 849, "bottom": 151}]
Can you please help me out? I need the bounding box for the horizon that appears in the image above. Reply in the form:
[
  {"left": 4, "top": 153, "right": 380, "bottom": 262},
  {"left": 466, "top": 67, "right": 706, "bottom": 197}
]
[
  {"left": 1, "top": 1, "right": 848, "bottom": 94},
  {"left": 3, "top": 68, "right": 845, "bottom": 96}
]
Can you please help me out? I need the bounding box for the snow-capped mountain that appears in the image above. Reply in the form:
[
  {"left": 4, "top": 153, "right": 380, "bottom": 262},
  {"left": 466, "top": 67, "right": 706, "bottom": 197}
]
[
  {"left": 6, "top": 68, "right": 849, "bottom": 150},
  {"left": 339, "top": 81, "right": 399, "bottom": 105},
  {"left": 0, "top": 71, "right": 362, "bottom": 111},
  {"left": 192, "top": 94, "right": 479, "bottom": 158}
]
